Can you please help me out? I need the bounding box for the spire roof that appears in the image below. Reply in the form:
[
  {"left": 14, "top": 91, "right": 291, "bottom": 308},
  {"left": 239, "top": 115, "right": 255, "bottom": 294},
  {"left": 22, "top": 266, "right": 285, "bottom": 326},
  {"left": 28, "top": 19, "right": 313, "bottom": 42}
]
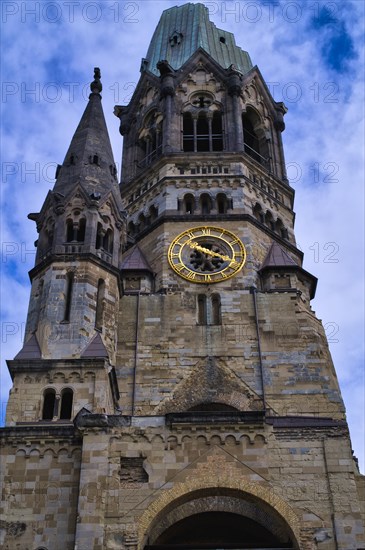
[
  {"left": 143, "top": 3, "right": 252, "bottom": 76},
  {"left": 81, "top": 332, "right": 109, "bottom": 358},
  {"left": 120, "top": 245, "right": 153, "bottom": 272},
  {"left": 260, "top": 242, "right": 298, "bottom": 270},
  {"left": 53, "top": 68, "right": 119, "bottom": 198},
  {"left": 14, "top": 334, "right": 41, "bottom": 360}
]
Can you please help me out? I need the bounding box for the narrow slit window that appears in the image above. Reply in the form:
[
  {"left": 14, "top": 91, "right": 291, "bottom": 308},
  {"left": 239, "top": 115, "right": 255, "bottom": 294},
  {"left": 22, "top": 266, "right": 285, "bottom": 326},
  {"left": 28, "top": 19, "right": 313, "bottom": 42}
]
[
  {"left": 211, "top": 294, "right": 221, "bottom": 325},
  {"left": 95, "top": 279, "right": 105, "bottom": 330},
  {"left": 63, "top": 272, "right": 74, "bottom": 322},
  {"left": 96, "top": 223, "right": 103, "bottom": 249},
  {"left": 198, "top": 294, "right": 207, "bottom": 325},
  {"left": 103, "top": 228, "right": 114, "bottom": 253}
]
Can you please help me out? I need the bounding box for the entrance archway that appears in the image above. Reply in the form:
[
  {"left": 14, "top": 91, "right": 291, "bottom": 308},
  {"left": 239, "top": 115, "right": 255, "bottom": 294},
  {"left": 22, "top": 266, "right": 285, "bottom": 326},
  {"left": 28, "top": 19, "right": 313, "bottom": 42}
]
[
  {"left": 140, "top": 482, "right": 300, "bottom": 550},
  {"left": 145, "top": 510, "right": 294, "bottom": 549}
]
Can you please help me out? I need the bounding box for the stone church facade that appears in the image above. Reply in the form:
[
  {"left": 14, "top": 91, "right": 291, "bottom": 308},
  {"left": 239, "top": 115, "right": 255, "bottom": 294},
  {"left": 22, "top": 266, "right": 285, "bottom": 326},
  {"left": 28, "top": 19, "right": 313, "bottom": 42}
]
[{"left": 1, "top": 3, "right": 364, "bottom": 549}]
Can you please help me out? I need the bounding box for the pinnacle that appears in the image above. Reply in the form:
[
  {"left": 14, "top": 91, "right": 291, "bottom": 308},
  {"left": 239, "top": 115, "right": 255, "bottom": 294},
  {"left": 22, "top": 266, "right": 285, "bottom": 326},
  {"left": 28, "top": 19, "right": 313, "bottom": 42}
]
[{"left": 53, "top": 68, "right": 118, "bottom": 199}]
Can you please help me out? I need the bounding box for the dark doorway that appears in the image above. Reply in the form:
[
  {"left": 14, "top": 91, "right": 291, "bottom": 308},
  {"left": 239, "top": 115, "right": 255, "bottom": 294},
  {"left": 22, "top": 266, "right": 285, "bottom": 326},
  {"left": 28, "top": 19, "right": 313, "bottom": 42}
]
[{"left": 145, "top": 511, "right": 294, "bottom": 549}]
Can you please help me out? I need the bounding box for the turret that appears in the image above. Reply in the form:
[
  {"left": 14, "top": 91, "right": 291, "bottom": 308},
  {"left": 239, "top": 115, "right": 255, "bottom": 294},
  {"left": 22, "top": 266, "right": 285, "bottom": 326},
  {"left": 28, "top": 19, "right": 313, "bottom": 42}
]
[{"left": 20, "top": 69, "right": 125, "bottom": 361}]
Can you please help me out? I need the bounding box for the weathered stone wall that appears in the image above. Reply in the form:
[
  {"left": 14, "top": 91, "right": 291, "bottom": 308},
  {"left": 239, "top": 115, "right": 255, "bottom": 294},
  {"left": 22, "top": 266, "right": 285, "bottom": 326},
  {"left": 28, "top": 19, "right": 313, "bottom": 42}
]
[
  {"left": 116, "top": 221, "right": 344, "bottom": 420},
  {"left": 1, "top": 420, "right": 363, "bottom": 549},
  {"left": 25, "top": 259, "right": 119, "bottom": 362},
  {"left": 0, "top": 428, "right": 81, "bottom": 550}
]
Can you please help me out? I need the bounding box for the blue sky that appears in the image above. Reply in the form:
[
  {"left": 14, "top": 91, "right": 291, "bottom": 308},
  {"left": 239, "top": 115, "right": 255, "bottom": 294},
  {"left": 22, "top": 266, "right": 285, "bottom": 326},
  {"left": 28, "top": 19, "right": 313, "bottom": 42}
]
[{"left": 1, "top": 0, "right": 364, "bottom": 470}]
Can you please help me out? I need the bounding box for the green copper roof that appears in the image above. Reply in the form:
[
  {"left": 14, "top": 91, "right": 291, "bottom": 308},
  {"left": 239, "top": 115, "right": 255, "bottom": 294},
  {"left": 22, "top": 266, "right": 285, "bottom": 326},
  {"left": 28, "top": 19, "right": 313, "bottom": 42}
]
[{"left": 144, "top": 3, "right": 253, "bottom": 75}]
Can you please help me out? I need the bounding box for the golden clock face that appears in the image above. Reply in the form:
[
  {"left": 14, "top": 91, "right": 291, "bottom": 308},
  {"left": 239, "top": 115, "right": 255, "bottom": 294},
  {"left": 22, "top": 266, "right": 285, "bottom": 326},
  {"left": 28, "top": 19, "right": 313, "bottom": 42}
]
[{"left": 168, "top": 226, "right": 246, "bottom": 283}]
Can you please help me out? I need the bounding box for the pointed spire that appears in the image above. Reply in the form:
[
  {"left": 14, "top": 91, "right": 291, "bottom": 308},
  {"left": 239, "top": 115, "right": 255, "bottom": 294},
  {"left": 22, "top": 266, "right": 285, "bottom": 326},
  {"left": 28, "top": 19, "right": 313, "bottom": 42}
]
[{"left": 53, "top": 68, "right": 118, "bottom": 198}]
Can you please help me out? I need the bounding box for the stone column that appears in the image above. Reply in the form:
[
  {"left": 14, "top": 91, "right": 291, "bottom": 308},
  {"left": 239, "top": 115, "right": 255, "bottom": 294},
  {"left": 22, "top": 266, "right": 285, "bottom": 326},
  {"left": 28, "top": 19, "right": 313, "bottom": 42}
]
[
  {"left": 74, "top": 428, "right": 110, "bottom": 550},
  {"left": 192, "top": 115, "right": 198, "bottom": 152},
  {"left": 227, "top": 66, "right": 243, "bottom": 151},
  {"left": 207, "top": 112, "right": 213, "bottom": 152},
  {"left": 157, "top": 60, "right": 175, "bottom": 154}
]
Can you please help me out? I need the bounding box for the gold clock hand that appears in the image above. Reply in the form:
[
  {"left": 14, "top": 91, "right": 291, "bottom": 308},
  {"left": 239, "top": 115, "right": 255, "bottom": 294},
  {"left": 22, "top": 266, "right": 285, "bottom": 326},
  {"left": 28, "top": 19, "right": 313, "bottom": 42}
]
[{"left": 188, "top": 242, "right": 231, "bottom": 262}]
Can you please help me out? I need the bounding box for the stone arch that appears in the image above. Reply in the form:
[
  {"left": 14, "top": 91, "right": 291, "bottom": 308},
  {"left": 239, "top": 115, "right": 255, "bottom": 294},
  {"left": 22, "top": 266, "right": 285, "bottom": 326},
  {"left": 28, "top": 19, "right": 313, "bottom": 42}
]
[
  {"left": 139, "top": 108, "right": 163, "bottom": 165},
  {"left": 209, "top": 434, "right": 223, "bottom": 446},
  {"left": 166, "top": 436, "right": 178, "bottom": 450},
  {"left": 43, "top": 448, "right": 57, "bottom": 458},
  {"left": 150, "top": 434, "right": 164, "bottom": 445},
  {"left": 224, "top": 434, "right": 238, "bottom": 446},
  {"left": 71, "top": 448, "right": 82, "bottom": 459},
  {"left": 15, "top": 449, "right": 27, "bottom": 457},
  {"left": 182, "top": 192, "right": 196, "bottom": 214},
  {"left": 138, "top": 478, "right": 301, "bottom": 549},
  {"left": 147, "top": 496, "right": 294, "bottom": 548}
]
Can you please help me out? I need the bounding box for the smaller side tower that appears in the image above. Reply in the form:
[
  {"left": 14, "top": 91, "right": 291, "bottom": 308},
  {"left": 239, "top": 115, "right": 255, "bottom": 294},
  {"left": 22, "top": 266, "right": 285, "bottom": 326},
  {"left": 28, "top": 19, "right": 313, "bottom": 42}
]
[{"left": 5, "top": 69, "right": 123, "bottom": 426}]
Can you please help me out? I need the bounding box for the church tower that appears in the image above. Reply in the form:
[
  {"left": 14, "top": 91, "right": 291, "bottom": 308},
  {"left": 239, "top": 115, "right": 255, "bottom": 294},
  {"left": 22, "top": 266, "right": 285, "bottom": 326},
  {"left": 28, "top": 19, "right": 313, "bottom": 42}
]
[{"left": 1, "top": 4, "right": 364, "bottom": 550}]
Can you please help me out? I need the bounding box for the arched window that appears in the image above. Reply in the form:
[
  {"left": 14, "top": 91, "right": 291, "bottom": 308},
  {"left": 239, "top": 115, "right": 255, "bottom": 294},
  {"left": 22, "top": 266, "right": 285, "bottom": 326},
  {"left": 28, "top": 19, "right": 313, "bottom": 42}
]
[
  {"left": 66, "top": 219, "right": 74, "bottom": 242},
  {"left": 216, "top": 193, "right": 228, "bottom": 214},
  {"left": 63, "top": 272, "right": 74, "bottom": 322},
  {"left": 103, "top": 228, "right": 114, "bottom": 254},
  {"left": 128, "top": 221, "right": 136, "bottom": 237},
  {"left": 96, "top": 223, "right": 103, "bottom": 249},
  {"left": 138, "top": 213, "right": 146, "bottom": 232},
  {"left": 60, "top": 388, "right": 73, "bottom": 420},
  {"left": 95, "top": 279, "right": 105, "bottom": 331},
  {"left": 197, "top": 294, "right": 221, "bottom": 325},
  {"left": 265, "top": 211, "right": 275, "bottom": 231},
  {"left": 183, "top": 109, "right": 223, "bottom": 153},
  {"left": 140, "top": 110, "right": 162, "bottom": 166},
  {"left": 253, "top": 203, "right": 264, "bottom": 223},
  {"left": 200, "top": 193, "right": 212, "bottom": 215},
  {"left": 149, "top": 205, "right": 158, "bottom": 222},
  {"left": 77, "top": 218, "right": 86, "bottom": 242},
  {"left": 42, "top": 389, "right": 56, "bottom": 420},
  {"left": 211, "top": 294, "right": 221, "bottom": 325},
  {"left": 242, "top": 113, "right": 260, "bottom": 162},
  {"left": 183, "top": 194, "right": 195, "bottom": 214},
  {"left": 197, "top": 295, "right": 207, "bottom": 325},
  {"left": 242, "top": 108, "right": 269, "bottom": 167}
]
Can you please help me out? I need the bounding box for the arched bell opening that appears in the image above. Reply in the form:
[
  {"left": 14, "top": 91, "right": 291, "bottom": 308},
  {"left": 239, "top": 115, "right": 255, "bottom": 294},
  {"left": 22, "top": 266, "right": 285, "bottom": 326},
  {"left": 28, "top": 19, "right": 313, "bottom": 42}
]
[
  {"left": 242, "top": 107, "right": 270, "bottom": 168},
  {"left": 142, "top": 488, "right": 299, "bottom": 550}
]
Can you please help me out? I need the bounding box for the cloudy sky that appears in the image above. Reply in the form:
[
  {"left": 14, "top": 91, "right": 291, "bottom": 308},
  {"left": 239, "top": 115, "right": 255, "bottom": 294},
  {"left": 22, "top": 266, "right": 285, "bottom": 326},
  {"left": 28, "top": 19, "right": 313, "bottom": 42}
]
[{"left": 1, "top": 0, "right": 364, "bottom": 469}]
